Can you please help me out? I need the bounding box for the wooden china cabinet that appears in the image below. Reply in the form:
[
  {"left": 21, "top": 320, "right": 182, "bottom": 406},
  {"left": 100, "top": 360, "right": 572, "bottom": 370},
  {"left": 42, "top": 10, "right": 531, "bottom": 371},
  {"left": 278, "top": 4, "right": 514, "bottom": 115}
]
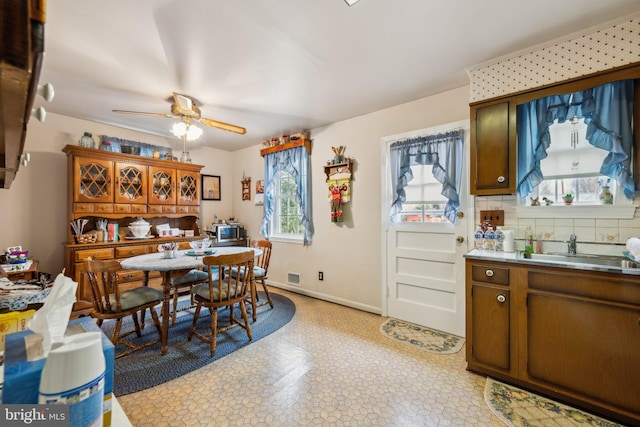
[{"left": 63, "top": 145, "right": 204, "bottom": 312}]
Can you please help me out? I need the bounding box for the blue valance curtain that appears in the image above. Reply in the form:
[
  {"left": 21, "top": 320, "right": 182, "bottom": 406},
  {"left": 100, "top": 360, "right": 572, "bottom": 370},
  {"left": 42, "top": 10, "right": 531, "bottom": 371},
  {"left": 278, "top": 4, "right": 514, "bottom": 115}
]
[
  {"left": 389, "top": 129, "right": 464, "bottom": 223},
  {"left": 260, "top": 146, "right": 313, "bottom": 245},
  {"left": 516, "top": 79, "right": 635, "bottom": 200}
]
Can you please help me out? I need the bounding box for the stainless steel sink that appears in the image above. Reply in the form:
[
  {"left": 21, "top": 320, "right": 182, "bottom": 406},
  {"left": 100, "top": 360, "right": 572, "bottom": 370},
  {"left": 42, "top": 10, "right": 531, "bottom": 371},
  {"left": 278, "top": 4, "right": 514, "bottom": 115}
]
[{"left": 519, "top": 252, "right": 639, "bottom": 269}]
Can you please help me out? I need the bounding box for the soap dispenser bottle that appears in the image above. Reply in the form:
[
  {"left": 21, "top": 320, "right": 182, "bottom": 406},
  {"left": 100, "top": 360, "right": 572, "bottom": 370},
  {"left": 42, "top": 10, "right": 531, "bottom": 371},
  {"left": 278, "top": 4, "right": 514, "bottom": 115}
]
[{"left": 524, "top": 226, "right": 534, "bottom": 253}]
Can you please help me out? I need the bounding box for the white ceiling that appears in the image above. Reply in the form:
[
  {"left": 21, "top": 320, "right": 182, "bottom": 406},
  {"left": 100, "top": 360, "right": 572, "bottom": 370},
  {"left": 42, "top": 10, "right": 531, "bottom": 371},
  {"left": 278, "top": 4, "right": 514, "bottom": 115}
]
[{"left": 40, "top": 0, "right": 640, "bottom": 152}]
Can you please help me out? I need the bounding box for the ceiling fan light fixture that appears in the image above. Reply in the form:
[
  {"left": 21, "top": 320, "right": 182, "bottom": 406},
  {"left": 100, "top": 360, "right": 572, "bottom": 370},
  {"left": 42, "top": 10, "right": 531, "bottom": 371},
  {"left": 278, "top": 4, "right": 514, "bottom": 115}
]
[
  {"left": 171, "top": 121, "right": 187, "bottom": 137},
  {"left": 186, "top": 124, "right": 202, "bottom": 141}
]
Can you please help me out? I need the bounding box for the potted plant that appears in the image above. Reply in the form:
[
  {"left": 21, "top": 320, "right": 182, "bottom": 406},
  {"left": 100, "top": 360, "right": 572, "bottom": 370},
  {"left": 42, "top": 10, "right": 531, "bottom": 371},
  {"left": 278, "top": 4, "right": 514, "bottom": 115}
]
[{"left": 562, "top": 194, "right": 574, "bottom": 205}]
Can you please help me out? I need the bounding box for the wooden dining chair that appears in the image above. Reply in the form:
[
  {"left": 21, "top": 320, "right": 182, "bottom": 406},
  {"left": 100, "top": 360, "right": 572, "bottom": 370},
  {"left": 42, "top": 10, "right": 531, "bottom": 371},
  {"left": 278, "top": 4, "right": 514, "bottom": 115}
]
[
  {"left": 84, "top": 259, "right": 163, "bottom": 358},
  {"left": 188, "top": 251, "right": 254, "bottom": 357},
  {"left": 248, "top": 239, "right": 274, "bottom": 319},
  {"left": 169, "top": 269, "right": 209, "bottom": 326}
]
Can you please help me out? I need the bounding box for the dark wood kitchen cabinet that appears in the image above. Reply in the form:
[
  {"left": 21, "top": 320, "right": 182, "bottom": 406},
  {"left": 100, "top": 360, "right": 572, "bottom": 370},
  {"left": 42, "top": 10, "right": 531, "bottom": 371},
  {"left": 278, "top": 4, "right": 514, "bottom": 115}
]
[
  {"left": 465, "top": 256, "right": 640, "bottom": 426},
  {"left": 466, "top": 262, "right": 516, "bottom": 377},
  {"left": 469, "top": 98, "right": 516, "bottom": 195}
]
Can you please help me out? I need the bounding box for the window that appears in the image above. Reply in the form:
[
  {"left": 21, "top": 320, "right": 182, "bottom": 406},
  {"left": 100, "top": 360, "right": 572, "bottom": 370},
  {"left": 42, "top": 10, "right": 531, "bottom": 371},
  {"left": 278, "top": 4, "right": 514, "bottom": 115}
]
[
  {"left": 260, "top": 146, "right": 313, "bottom": 245},
  {"left": 526, "top": 118, "right": 619, "bottom": 205},
  {"left": 271, "top": 171, "right": 305, "bottom": 236},
  {"left": 392, "top": 164, "right": 449, "bottom": 223}
]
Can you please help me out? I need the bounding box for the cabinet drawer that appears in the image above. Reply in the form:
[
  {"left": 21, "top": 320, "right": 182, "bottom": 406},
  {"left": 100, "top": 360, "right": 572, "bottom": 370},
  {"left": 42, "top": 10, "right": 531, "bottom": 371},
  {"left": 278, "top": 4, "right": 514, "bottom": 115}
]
[
  {"left": 163, "top": 205, "right": 177, "bottom": 213},
  {"left": 177, "top": 205, "right": 189, "bottom": 214},
  {"left": 74, "top": 247, "right": 115, "bottom": 262},
  {"left": 131, "top": 204, "right": 147, "bottom": 214},
  {"left": 94, "top": 204, "right": 113, "bottom": 213},
  {"left": 115, "top": 245, "right": 150, "bottom": 258},
  {"left": 471, "top": 264, "right": 509, "bottom": 285},
  {"left": 114, "top": 204, "right": 131, "bottom": 213},
  {"left": 74, "top": 203, "right": 94, "bottom": 213},
  {"left": 178, "top": 241, "right": 192, "bottom": 250},
  {"left": 117, "top": 269, "right": 146, "bottom": 283},
  {"left": 189, "top": 206, "right": 199, "bottom": 214},
  {"left": 148, "top": 205, "right": 163, "bottom": 214}
]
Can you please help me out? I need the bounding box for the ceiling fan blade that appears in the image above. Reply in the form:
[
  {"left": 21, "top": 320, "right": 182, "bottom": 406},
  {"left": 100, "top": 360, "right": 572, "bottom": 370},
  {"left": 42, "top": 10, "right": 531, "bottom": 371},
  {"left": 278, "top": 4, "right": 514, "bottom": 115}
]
[
  {"left": 112, "top": 109, "right": 177, "bottom": 119},
  {"left": 200, "top": 117, "right": 246, "bottom": 135}
]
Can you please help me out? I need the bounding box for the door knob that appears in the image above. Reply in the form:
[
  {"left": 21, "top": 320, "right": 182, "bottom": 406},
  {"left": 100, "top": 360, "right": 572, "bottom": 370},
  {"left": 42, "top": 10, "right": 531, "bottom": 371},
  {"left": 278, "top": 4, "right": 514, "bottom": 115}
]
[{"left": 456, "top": 236, "right": 464, "bottom": 243}]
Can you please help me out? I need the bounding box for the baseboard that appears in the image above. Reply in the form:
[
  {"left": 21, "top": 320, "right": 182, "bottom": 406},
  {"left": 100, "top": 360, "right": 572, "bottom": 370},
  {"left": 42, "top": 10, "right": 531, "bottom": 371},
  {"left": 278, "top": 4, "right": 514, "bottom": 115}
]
[{"left": 265, "top": 281, "right": 382, "bottom": 316}]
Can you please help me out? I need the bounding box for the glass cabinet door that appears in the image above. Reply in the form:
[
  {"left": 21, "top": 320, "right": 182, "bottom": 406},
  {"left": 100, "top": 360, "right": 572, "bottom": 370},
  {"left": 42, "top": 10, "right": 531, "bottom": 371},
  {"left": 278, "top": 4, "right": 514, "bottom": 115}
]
[
  {"left": 115, "top": 163, "right": 147, "bottom": 204},
  {"left": 148, "top": 166, "right": 176, "bottom": 204},
  {"left": 73, "top": 157, "right": 113, "bottom": 203},
  {"left": 177, "top": 169, "right": 200, "bottom": 205}
]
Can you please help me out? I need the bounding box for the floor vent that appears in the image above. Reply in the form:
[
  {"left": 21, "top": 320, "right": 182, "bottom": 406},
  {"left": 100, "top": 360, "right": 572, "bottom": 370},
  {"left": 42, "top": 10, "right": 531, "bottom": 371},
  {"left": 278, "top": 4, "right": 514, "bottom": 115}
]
[{"left": 287, "top": 272, "right": 301, "bottom": 286}]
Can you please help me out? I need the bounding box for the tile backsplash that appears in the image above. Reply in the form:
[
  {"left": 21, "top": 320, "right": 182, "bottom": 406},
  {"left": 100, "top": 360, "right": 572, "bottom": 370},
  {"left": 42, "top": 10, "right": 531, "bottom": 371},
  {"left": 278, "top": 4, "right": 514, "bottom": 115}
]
[{"left": 474, "top": 195, "right": 640, "bottom": 256}]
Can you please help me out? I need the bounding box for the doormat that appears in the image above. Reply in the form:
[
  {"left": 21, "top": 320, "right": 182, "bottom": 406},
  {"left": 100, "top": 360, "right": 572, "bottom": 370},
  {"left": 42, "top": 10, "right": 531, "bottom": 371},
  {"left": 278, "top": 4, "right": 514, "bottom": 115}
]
[
  {"left": 484, "top": 377, "right": 623, "bottom": 427},
  {"left": 379, "top": 318, "right": 464, "bottom": 354}
]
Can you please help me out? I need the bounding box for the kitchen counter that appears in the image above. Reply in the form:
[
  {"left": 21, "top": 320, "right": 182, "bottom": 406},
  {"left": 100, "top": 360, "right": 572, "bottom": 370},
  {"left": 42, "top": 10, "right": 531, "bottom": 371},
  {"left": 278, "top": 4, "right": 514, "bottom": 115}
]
[{"left": 464, "top": 248, "right": 640, "bottom": 275}]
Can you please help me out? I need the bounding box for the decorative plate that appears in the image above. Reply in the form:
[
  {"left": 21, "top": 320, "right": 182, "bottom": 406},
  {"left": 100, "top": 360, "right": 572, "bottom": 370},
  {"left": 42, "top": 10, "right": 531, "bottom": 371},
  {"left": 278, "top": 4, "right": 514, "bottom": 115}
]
[{"left": 185, "top": 249, "right": 216, "bottom": 257}]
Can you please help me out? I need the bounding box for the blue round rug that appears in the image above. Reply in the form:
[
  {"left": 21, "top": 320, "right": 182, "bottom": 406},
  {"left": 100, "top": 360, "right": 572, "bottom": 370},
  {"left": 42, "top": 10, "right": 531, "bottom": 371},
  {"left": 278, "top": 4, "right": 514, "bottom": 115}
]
[{"left": 101, "top": 292, "right": 296, "bottom": 396}]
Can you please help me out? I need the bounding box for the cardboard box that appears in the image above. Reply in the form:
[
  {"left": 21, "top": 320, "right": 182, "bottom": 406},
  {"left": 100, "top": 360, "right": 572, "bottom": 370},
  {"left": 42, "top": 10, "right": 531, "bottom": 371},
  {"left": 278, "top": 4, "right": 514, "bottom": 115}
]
[
  {"left": 0, "top": 310, "right": 35, "bottom": 351},
  {"left": 2, "top": 316, "right": 115, "bottom": 427}
]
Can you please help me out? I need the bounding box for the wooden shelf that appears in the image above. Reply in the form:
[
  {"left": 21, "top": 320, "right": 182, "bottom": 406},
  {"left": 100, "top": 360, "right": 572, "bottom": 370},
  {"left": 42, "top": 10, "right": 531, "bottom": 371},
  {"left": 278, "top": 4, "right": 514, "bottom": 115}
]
[
  {"left": 323, "top": 159, "right": 353, "bottom": 181},
  {"left": 260, "top": 139, "right": 312, "bottom": 157},
  {"left": 0, "top": 1, "right": 46, "bottom": 189}
]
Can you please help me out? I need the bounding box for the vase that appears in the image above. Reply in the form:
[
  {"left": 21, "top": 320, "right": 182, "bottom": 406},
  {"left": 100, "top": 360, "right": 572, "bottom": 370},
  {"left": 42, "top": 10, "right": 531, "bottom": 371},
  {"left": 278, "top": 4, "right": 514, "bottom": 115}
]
[
  {"left": 598, "top": 186, "right": 613, "bottom": 204},
  {"left": 79, "top": 132, "right": 95, "bottom": 148}
]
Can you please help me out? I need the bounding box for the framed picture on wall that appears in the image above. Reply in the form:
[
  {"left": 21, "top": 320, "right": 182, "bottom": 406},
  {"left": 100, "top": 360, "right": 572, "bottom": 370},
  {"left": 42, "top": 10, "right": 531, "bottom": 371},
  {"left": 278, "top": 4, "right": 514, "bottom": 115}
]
[
  {"left": 201, "top": 175, "right": 221, "bottom": 200},
  {"left": 255, "top": 179, "right": 264, "bottom": 206}
]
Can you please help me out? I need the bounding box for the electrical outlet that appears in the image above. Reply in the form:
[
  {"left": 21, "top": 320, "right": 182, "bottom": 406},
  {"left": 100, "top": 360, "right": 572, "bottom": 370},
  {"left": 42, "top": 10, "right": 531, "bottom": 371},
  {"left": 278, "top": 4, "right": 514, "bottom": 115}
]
[
  {"left": 318, "top": 272, "right": 324, "bottom": 281},
  {"left": 479, "top": 209, "right": 505, "bottom": 226}
]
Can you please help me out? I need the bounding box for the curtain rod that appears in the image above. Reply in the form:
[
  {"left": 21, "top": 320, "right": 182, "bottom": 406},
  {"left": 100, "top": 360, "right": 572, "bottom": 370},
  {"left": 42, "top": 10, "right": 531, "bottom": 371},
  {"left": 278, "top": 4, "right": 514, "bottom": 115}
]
[{"left": 391, "top": 128, "right": 464, "bottom": 146}]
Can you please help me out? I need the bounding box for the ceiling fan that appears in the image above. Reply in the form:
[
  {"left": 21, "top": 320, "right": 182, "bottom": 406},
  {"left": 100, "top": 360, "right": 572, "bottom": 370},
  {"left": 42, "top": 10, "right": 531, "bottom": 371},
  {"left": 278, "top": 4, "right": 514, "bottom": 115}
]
[{"left": 112, "top": 93, "right": 246, "bottom": 135}]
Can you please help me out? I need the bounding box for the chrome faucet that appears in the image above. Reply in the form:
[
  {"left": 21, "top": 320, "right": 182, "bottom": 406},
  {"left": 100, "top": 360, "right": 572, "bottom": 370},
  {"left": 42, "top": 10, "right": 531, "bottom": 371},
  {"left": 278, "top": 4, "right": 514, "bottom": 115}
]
[{"left": 568, "top": 234, "right": 577, "bottom": 255}]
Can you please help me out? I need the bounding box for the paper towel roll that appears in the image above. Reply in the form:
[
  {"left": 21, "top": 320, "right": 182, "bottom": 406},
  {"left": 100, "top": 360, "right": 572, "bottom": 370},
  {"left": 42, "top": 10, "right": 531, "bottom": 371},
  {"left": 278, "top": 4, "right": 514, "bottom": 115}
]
[{"left": 503, "top": 229, "right": 515, "bottom": 252}]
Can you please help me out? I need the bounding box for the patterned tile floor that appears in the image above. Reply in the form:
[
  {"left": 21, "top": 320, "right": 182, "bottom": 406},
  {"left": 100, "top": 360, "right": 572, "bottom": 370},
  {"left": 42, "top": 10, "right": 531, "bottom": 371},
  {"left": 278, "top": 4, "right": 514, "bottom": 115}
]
[{"left": 118, "top": 288, "right": 502, "bottom": 426}]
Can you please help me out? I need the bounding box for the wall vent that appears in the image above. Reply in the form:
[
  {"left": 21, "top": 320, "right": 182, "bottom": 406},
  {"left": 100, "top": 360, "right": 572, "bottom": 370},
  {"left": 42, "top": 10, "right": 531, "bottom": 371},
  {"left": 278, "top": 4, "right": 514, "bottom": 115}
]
[{"left": 287, "top": 272, "right": 301, "bottom": 286}]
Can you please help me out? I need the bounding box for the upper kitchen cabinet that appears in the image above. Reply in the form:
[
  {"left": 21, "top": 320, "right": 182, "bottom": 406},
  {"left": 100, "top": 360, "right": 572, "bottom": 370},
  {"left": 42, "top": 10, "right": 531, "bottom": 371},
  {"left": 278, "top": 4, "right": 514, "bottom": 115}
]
[
  {"left": 148, "top": 165, "right": 177, "bottom": 206},
  {"left": 469, "top": 64, "right": 640, "bottom": 197},
  {"left": 0, "top": 0, "right": 46, "bottom": 189},
  {"left": 469, "top": 98, "right": 516, "bottom": 195}
]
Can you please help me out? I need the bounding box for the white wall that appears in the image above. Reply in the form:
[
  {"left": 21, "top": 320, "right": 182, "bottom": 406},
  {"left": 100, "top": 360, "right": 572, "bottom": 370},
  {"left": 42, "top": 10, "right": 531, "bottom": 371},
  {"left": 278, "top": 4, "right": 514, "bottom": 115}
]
[
  {"left": 233, "top": 86, "right": 470, "bottom": 313},
  {"left": 0, "top": 113, "right": 233, "bottom": 275}
]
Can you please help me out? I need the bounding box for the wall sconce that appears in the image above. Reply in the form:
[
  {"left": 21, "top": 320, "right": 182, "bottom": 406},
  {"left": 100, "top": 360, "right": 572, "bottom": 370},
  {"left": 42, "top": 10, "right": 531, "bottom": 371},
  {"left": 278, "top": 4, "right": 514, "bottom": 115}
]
[{"left": 31, "top": 106, "right": 46, "bottom": 122}]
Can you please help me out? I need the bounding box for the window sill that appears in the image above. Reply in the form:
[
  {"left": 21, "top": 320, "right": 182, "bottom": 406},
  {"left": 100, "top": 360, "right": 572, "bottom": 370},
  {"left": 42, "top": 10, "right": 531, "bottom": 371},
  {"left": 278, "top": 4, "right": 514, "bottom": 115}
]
[
  {"left": 515, "top": 204, "right": 637, "bottom": 219},
  {"left": 269, "top": 234, "right": 305, "bottom": 245}
]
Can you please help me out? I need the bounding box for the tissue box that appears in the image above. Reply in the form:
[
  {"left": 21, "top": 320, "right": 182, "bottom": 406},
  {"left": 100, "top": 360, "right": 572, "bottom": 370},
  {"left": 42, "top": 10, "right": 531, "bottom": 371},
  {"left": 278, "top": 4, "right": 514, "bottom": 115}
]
[
  {"left": 0, "top": 309, "right": 35, "bottom": 351},
  {"left": 2, "top": 316, "right": 115, "bottom": 427}
]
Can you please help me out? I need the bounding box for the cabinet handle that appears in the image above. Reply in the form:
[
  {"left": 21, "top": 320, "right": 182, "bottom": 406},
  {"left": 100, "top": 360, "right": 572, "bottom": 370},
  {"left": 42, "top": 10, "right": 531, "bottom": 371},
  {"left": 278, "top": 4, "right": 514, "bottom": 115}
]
[
  {"left": 485, "top": 269, "right": 494, "bottom": 277},
  {"left": 130, "top": 250, "right": 135, "bottom": 255},
  {"left": 92, "top": 253, "right": 99, "bottom": 259},
  {"left": 496, "top": 294, "right": 506, "bottom": 303},
  {"left": 497, "top": 176, "right": 505, "bottom": 183}
]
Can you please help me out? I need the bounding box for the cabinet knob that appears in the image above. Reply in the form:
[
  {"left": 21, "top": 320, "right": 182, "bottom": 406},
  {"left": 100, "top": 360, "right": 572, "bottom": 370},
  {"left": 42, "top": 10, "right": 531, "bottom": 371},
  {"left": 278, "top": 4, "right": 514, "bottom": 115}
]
[
  {"left": 485, "top": 269, "right": 494, "bottom": 277},
  {"left": 92, "top": 253, "right": 99, "bottom": 259},
  {"left": 456, "top": 211, "right": 464, "bottom": 219},
  {"left": 497, "top": 176, "right": 505, "bottom": 183},
  {"left": 130, "top": 250, "right": 135, "bottom": 255},
  {"left": 496, "top": 294, "right": 506, "bottom": 303},
  {"left": 456, "top": 236, "right": 464, "bottom": 243}
]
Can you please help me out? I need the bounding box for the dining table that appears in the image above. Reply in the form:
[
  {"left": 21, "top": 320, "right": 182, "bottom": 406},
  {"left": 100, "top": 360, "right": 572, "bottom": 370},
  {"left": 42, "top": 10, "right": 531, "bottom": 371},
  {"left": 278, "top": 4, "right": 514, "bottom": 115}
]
[{"left": 120, "top": 246, "right": 261, "bottom": 355}]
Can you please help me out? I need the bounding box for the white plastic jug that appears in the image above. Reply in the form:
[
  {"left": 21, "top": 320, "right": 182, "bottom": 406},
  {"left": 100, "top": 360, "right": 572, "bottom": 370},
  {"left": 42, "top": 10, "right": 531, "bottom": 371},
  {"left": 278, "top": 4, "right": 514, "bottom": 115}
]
[{"left": 39, "top": 332, "right": 106, "bottom": 427}]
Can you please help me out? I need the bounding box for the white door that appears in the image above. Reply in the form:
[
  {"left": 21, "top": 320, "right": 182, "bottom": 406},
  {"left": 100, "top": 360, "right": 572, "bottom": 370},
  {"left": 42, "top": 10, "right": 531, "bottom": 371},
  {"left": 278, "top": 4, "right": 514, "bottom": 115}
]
[{"left": 383, "top": 121, "right": 469, "bottom": 337}]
